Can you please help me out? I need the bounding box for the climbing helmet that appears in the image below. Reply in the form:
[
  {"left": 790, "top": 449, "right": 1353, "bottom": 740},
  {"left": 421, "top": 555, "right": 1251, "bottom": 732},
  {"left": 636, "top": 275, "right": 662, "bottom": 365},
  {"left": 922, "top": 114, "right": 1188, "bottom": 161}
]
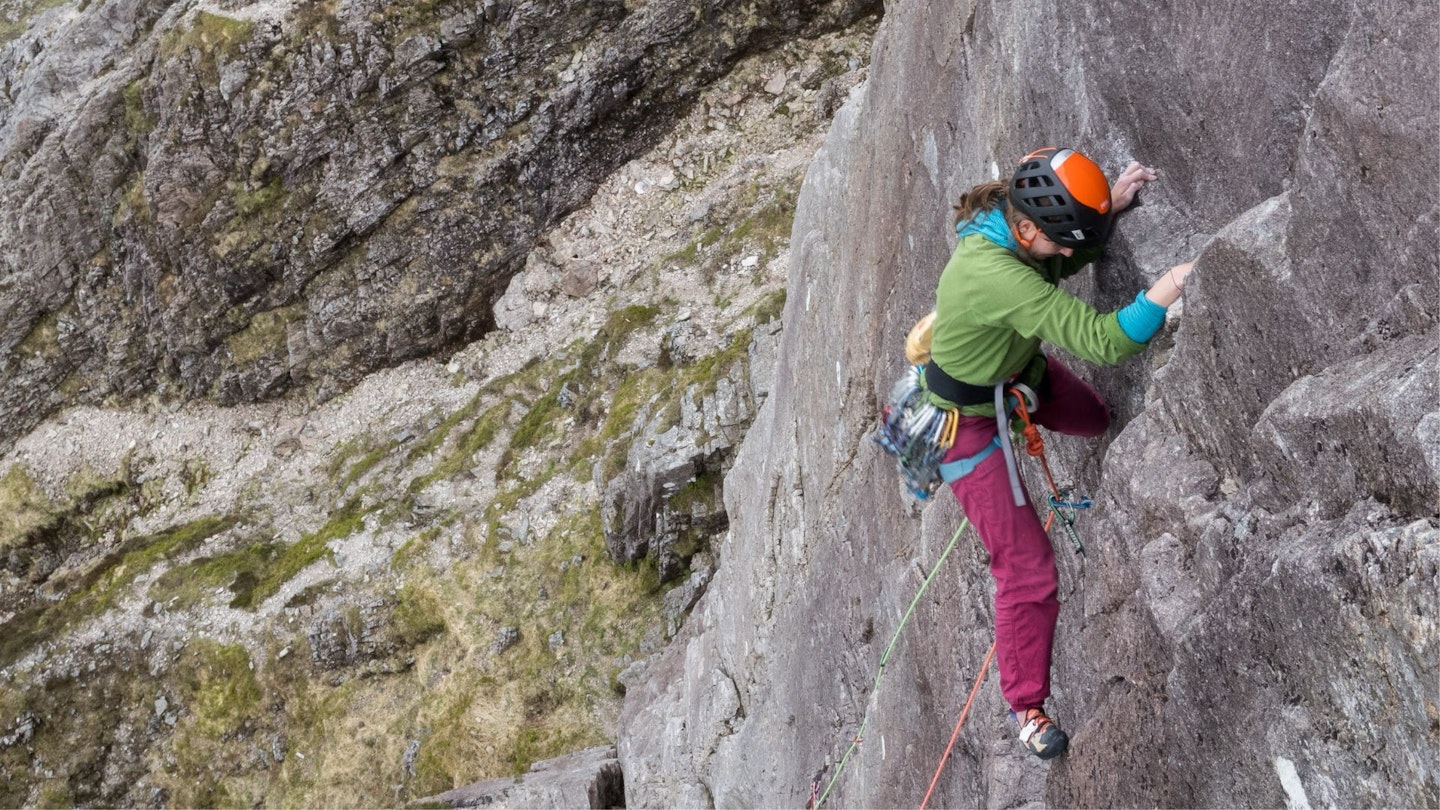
[{"left": 1009, "top": 147, "right": 1114, "bottom": 248}]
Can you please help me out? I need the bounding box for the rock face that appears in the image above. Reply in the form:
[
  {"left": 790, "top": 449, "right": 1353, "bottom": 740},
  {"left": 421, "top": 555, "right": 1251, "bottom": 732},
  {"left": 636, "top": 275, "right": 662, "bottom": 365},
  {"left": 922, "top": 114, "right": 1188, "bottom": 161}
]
[
  {"left": 601, "top": 319, "right": 775, "bottom": 583},
  {"left": 618, "top": 1, "right": 1438, "bottom": 808},
  {"left": 0, "top": 0, "right": 876, "bottom": 448},
  {"left": 415, "top": 745, "right": 623, "bottom": 809}
]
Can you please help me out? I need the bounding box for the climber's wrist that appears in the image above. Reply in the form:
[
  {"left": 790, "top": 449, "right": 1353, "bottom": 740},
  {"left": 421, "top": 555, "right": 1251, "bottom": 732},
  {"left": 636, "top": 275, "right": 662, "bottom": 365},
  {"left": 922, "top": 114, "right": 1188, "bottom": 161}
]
[{"left": 1144, "top": 261, "right": 1194, "bottom": 308}]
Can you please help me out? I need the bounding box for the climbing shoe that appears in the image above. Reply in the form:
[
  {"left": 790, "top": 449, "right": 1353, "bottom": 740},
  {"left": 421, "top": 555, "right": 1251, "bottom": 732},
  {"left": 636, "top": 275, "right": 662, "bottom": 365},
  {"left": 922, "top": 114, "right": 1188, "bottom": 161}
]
[{"left": 1010, "top": 708, "right": 1069, "bottom": 760}]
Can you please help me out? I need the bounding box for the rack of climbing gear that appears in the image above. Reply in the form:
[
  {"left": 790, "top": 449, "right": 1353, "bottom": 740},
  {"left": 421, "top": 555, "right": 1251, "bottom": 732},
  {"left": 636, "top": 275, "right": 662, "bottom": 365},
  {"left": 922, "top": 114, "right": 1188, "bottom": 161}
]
[{"left": 872, "top": 364, "right": 959, "bottom": 499}]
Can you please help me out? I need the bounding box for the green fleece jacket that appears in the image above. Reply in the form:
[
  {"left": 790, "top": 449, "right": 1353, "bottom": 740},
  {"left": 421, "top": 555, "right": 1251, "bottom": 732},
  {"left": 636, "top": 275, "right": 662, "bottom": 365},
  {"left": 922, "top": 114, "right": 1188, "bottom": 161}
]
[{"left": 926, "top": 235, "right": 1148, "bottom": 415}]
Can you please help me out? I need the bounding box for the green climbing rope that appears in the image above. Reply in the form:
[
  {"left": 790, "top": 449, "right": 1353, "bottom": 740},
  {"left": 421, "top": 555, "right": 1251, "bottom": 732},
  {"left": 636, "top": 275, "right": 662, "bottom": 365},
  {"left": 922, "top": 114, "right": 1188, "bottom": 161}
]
[{"left": 814, "top": 517, "right": 971, "bottom": 808}]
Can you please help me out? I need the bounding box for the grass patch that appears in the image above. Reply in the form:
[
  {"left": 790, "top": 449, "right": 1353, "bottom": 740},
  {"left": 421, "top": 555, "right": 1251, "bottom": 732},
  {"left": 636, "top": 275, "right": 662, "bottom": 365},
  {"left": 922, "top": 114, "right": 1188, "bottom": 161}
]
[
  {"left": 180, "top": 458, "right": 214, "bottom": 498},
  {"left": 389, "top": 0, "right": 446, "bottom": 32},
  {"left": 577, "top": 304, "right": 662, "bottom": 368},
  {"left": 505, "top": 389, "right": 565, "bottom": 467},
  {"left": 569, "top": 366, "right": 668, "bottom": 484},
  {"left": 284, "top": 579, "right": 337, "bottom": 609},
  {"left": 678, "top": 326, "right": 754, "bottom": 399},
  {"left": 114, "top": 173, "right": 150, "bottom": 225},
  {"left": 0, "top": 464, "right": 133, "bottom": 563},
  {"left": 165, "top": 641, "right": 265, "bottom": 807},
  {"left": 122, "top": 79, "right": 155, "bottom": 145},
  {"left": 501, "top": 305, "right": 667, "bottom": 480},
  {"left": 0, "top": 464, "right": 56, "bottom": 550},
  {"left": 390, "top": 527, "right": 441, "bottom": 572},
  {"left": 669, "top": 468, "right": 723, "bottom": 515},
  {"left": 0, "top": 0, "right": 70, "bottom": 47},
  {"left": 400, "top": 507, "right": 661, "bottom": 786},
  {"left": 131, "top": 502, "right": 667, "bottom": 807},
  {"left": 15, "top": 310, "right": 61, "bottom": 361},
  {"left": 289, "top": 0, "right": 341, "bottom": 43},
  {"left": 747, "top": 287, "right": 787, "bottom": 325},
  {"left": 480, "top": 464, "right": 560, "bottom": 542},
  {"left": 663, "top": 183, "right": 798, "bottom": 274},
  {"left": 180, "top": 641, "right": 263, "bottom": 737},
  {"left": 339, "top": 437, "right": 399, "bottom": 492},
  {"left": 731, "top": 183, "right": 799, "bottom": 264},
  {"left": 405, "top": 391, "right": 487, "bottom": 464},
  {"left": 411, "top": 400, "right": 512, "bottom": 490},
  {"left": 0, "top": 516, "right": 235, "bottom": 668},
  {"left": 663, "top": 224, "right": 725, "bottom": 267},
  {"left": 162, "top": 10, "right": 255, "bottom": 75},
  {"left": 391, "top": 582, "right": 447, "bottom": 646},
  {"left": 213, "top": 175, "right": 294, "bottom": 261},
  {"left": 1, "top": 645, "right": 168, "bottom": 808},
  {"left": 233, "top": 177, "right": 286, "bottom": 218},
  {"left": 152, "top": 501, "right": 368, "bottom": 610}
]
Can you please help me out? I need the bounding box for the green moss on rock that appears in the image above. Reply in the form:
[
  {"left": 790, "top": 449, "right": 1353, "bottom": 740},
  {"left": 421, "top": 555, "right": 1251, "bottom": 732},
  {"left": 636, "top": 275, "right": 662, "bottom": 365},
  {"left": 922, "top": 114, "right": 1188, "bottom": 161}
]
[
  {"left": 0, "top": 465, "right": 56, "bottom": 550},
  {"left": 153, "top": 502, "right": 367, "bottom": 610},
  {"left": 225, "top": 304, "right": 302, "bottom": 365},
  {"left": 0, "top": 515, "right": 234, "bottom": 668}
]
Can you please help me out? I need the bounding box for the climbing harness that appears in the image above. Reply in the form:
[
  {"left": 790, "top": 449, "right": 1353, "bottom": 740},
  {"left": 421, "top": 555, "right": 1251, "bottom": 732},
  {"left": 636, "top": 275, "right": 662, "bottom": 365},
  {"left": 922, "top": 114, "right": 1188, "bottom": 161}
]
[
  {"left": 875, "top": 369, "right": 1093, "bottom": 553},
  {"left": 937, "top": 436, "right": 1000, "bottom": 483},
  {"left": 872, "top": 365, "right": 959, "bottom": 499}
]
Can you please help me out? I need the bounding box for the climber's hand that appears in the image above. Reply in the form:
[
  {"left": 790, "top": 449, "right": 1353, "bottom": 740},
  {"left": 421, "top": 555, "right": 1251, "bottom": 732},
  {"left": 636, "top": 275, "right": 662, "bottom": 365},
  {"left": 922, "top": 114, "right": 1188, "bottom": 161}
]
[{"left": 1111, "top": 161, "right": 1157, "bottom": 212}]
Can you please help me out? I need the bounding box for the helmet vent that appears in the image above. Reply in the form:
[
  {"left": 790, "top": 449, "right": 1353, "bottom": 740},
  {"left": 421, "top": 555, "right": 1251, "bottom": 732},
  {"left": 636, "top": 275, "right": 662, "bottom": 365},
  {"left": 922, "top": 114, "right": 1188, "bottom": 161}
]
[{"left": 1008, "top": 146, "right": 1114, "bottom": 248}]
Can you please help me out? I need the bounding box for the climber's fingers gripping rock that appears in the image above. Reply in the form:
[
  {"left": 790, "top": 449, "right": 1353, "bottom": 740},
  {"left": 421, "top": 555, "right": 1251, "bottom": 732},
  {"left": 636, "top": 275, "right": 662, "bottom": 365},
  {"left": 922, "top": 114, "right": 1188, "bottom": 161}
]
[{"left": 1110, "top": 160, "right": 1157, "bottom": 212}]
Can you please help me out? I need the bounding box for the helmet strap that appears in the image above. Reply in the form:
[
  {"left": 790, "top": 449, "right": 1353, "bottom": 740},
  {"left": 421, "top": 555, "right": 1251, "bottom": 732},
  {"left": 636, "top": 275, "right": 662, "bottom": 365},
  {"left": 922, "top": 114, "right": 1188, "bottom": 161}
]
[{"left": 1011, "top": 220, "right": 1036, "bottom": 251}]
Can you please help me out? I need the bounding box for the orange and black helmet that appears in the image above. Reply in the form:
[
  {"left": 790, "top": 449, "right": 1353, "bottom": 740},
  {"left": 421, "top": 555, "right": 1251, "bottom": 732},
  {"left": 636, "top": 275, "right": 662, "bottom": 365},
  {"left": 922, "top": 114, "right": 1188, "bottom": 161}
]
[{"left": 1009, "top": 147, "right": 1114, "bottom": 248}]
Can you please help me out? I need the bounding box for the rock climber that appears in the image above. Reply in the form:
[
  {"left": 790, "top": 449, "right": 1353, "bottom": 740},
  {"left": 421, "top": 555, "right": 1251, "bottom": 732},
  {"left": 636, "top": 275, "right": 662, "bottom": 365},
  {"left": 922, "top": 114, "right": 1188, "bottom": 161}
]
[{"left": 922, "top": 147, "right": 1194, "bottom": 759}]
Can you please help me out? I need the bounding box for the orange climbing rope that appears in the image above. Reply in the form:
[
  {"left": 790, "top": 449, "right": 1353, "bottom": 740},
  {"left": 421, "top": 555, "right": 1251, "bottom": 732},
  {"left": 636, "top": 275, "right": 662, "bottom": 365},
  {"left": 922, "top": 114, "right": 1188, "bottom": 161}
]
[
  {"left": 1009, "top": 386, "right": 1085, "bottom": 554},
  {"left": 1009, "top": 385, "right": 1062, "bottom": 495},
  {"left": 918, "top": 640, "right": 997, "bottom": 810}
]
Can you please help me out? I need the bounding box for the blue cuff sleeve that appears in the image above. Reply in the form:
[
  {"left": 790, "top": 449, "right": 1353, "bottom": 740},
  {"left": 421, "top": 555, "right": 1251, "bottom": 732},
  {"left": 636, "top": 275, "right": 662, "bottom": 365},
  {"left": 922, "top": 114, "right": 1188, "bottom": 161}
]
[{"left": 1116, "top": 291, "right": 1167, "bottom": 343}]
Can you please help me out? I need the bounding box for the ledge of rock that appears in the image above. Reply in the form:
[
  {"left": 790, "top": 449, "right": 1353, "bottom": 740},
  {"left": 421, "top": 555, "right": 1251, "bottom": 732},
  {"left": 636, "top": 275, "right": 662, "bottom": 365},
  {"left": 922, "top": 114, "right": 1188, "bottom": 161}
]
[{"left": 414, "top": 746, "right": 623, "bottom": 809}]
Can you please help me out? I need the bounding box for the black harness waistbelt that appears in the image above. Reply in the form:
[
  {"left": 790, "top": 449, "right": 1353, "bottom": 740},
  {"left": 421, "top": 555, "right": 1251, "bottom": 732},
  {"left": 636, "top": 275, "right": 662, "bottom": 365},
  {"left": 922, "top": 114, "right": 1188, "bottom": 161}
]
[
  {"left": 924, "top": 361, "right": 998, "bottom": 407},
  {"left": 924, "top": 356, "right": 1050, "bottom": 407}
]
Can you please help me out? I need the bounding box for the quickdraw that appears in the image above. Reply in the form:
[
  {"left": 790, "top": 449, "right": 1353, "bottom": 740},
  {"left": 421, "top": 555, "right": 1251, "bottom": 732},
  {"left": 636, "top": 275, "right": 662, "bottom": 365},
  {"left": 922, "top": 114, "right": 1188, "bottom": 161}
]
[
  {"left": 1009, "top": 385, "right": 1091, "bottom": 557},
  {"left": 1047, "top": 488, "right": 1092, "bottom": 556},
  {"left": 873, "top": 365, "right": 958, "bottom": 499}
]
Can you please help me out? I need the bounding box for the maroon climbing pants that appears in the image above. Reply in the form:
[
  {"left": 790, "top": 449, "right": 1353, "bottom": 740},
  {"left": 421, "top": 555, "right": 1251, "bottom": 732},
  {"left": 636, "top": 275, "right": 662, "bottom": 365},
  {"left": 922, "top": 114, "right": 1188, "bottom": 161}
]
[{"left": 942, "top": 357, "right": 1110, "bottom": 714}]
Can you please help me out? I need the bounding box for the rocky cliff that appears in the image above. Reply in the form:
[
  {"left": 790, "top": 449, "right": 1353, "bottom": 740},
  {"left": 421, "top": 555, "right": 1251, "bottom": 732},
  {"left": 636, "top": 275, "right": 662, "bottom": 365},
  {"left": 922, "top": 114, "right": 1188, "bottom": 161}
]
[
  {"left": 618, "top": 1, "right": 1438, "bottom": 807},
  {"left": 0, "top": 0, "right": 879, "bottom": 806},
  {"left": 2, "top": 0, "right": 1436, "bottom": 807},
  {"left": 0, "top": 0, "right": 873, "bottom": 447}
]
